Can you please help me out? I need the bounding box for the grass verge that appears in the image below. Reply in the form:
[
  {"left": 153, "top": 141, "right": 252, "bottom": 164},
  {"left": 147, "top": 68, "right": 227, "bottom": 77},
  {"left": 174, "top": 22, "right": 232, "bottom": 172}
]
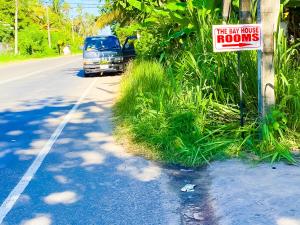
[
  {"left": 114, "top": 61, "right": 242, "bottom": 166},
  {"left": 0, "top": 52, "right": 81, "bottom": 64},
  {"left": 114, "top": 60, "right": 300, "bottom": 167}
]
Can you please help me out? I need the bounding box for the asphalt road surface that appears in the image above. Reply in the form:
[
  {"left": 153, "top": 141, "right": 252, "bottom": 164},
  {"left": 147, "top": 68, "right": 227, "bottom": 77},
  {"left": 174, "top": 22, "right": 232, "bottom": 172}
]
[{"left": 0, "top": 56, "right": 214, "bottom": 225}]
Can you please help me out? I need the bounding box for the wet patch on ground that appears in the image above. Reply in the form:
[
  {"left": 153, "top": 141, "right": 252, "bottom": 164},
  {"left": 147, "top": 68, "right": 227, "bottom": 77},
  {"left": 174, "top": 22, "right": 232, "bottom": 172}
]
[{"left": 163, "top": 165, "right": 218, "bottom": 225}]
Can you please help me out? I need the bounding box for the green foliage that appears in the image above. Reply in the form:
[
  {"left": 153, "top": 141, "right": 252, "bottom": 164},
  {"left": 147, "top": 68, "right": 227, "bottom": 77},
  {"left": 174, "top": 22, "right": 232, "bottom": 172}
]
[
  {"left": 116, "top": 60, "right": 244, "bottom": 166},
  {"left": 0, "top": 53, "right": 29, "bottom": 63},
  {"left": 0, "top": 52, "right": 64, "bottom": 64},
  {"left": 114, "top": 0, "right": 300, "bottom": 166},
  {"left": 18, "top": 24, "right": 48, "bottom": 55},
  {"left": 0, "top": 0, "right": 14, "bottom": 42},
  {"left": 275, "top": 25, "right": 300, "bottom": 131},
  {"left": 286, "top": 0, "right": 300, "bottom": 7},
  {"left": 251, "top": 109, "right": 296, "bottom": 164},
  {"left": 0, "top": 0, "right": 90, "bottom": 59}
]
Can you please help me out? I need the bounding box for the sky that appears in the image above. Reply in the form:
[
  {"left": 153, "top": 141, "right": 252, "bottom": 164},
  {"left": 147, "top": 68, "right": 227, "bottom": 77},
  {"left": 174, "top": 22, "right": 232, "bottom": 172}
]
[
  {"left": 65, "top": 0, "right": 112, "bottom": 35},
  {"left": 66, "top": 0, "right": 100, "bottom": 16}
]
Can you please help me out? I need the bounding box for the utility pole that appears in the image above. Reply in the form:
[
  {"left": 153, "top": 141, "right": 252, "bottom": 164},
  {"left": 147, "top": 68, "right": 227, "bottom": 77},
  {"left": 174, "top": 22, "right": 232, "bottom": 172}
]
[
  {"left": 71, "top": 18, "right": 74, "bottom": 42},
  {"left": 46, "top": 4, "right": 51, "bottom": 48},
  {"left": 14, "top": 0, "right": 18, "bottom": 55},
  {"left": 257, "top": 0, "right": 280, "bottom": 118}
]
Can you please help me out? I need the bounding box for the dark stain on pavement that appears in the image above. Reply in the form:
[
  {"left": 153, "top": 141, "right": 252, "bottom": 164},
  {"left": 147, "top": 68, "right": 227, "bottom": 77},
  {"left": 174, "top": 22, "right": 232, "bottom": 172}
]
[{"left": 163, "top": 165, "right": 218, "bottom": 225}]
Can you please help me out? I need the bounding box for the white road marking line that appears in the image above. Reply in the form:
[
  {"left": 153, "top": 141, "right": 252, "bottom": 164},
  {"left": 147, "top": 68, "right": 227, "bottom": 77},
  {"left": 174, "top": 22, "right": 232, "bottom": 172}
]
[
  {"left": 0, "top": 78, "right": 98, "bottom": 224},
  {"left": 0, "top": 59, "right": 80, "bottom": 85}
]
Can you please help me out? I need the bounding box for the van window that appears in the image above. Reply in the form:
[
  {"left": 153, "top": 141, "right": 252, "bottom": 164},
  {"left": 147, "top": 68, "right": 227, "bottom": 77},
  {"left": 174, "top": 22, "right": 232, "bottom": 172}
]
[{"left": 84, "top": 37, "right": 121, "bottom": 51}]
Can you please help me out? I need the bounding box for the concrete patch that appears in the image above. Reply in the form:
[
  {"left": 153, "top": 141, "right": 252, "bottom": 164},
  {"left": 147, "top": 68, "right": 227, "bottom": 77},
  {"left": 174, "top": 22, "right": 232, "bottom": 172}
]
[{"left": 209, "top": 160, "right": 300, "bottom": 225}]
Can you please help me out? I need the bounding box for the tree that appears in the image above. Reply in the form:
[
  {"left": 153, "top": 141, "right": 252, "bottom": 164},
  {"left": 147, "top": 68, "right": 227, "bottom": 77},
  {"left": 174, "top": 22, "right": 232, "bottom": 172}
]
[
  {"left": 52, "top": 0, "right": 63, "bottom": 14},
  {"left": 0, "top": 0, "right": 87, "bottom": 55},
  {"left": 0, "top": 0, "right": 14, "bottom": 42}
]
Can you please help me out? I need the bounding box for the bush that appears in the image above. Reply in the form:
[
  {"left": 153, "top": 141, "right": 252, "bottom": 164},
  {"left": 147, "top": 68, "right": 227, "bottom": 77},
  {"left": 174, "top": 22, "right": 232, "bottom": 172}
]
[
  {"left": 114, "top": 4, "right": 300, "bottom": 166},
  {"left": 115, "top": 60, "right": 245, "bottom": 166},
  {"left": 18, "top": 24, "right": 48, "bottom": 55},
  {"left": 115, "top": 7, "right": 300, "bottom": 166}
]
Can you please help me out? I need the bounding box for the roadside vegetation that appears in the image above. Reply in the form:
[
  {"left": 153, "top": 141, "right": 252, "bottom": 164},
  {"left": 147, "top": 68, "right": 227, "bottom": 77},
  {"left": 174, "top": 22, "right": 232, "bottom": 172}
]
[
  {"left": 0, "top": 52, "right": 64, "bottom": 64},
  {"left": 0, "top": 0, "right": 98, "bottom": 63},
  {"left": 103, "top": 0, "right": 300, "bottom": 166}
]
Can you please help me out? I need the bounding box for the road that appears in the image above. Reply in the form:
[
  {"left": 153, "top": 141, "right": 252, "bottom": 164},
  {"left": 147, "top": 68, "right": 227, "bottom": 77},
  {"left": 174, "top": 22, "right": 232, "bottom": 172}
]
[{"left": 0, "top": 56, "right": 214, "bottom": 225}]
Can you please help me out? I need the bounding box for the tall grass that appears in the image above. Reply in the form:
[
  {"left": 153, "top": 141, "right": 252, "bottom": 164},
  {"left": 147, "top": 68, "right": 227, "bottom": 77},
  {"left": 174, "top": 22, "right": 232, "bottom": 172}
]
[
  {"left": 115, "top": 8, "right": 300, "bottom": 166},
  {"left": 115, "top": 60, "right": 247, "bottom": 166}
]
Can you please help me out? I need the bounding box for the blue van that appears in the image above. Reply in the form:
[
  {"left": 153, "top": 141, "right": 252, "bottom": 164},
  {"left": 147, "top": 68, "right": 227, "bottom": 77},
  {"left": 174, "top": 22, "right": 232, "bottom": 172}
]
[{"left": 82, "top": 35, "right": 136, "bottom": 76}]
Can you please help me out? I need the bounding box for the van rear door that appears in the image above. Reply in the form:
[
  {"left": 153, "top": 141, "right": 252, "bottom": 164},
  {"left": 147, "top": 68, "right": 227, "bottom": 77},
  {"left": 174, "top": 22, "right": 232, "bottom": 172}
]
[{"left": 122, "top": 36, "right": 137, "bottom": 63}]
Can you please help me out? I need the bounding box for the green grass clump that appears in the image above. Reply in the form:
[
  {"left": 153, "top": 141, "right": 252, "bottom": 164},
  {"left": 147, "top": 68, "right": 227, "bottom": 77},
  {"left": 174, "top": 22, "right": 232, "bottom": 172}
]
[
  {"left": 114, "top": 7, "right": 300, "bottom": 167},
  {"left": 115, "top": 57, "right": 299, "bottom": 166},
  {"left": 115, "top": 60, "right": 250, "bottom": 166}
]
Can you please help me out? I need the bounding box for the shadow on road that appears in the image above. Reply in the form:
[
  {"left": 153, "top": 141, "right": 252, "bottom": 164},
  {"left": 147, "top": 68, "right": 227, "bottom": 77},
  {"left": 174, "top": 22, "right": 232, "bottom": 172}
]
[
  {"left": 74, "top": 69, "right": 122, "bottom": 78},
  {"left": 0, "top": 80, "right": 216, "bottom": 224}
]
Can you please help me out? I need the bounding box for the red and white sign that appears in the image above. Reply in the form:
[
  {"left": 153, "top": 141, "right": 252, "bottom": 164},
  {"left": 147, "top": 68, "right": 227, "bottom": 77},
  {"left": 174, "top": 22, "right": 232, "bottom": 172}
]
[{"left": 213, "top": 24, "right": 262, "bottom": 52}]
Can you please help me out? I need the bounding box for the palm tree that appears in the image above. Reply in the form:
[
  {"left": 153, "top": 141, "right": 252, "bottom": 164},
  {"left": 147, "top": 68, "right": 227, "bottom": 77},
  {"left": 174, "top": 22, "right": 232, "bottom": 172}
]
[{"left": 52, "top": 0, "right": 63, "bottom": 14}]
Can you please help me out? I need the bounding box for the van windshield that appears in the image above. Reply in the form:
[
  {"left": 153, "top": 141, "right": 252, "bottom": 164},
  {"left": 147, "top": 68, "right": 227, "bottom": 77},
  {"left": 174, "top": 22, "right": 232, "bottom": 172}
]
[{"left": 84, "top": 37, "right": 121, "bottom": 51}]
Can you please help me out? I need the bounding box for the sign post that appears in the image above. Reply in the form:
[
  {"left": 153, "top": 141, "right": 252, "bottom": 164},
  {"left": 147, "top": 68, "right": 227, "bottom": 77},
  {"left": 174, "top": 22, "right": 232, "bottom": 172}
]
[
  {"left": 237, "top": 50, "right": 244, "bottom": 138},
  {"left": 212, "top": 24, "right": 262, "bottom": 136}
]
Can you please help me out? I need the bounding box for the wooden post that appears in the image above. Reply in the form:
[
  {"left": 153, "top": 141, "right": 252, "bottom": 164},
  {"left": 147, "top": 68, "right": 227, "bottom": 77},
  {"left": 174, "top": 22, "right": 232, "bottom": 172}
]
[
  {"left": 257, "top": 0, "right": 280, "bottom": 118},
  {"left": 222, "top": 0, "right": 232, "bottom": 22},
  {"left": 239, "top": 0, "right": 252, "bottom": 24},
  {"left": 14, "top": 0, "right": 18, "bottom": 55}
]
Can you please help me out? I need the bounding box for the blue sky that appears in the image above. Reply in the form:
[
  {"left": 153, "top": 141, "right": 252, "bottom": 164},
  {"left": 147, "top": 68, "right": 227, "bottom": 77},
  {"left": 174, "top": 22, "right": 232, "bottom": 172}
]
[
  {"left": 65, "top": 0, "right": 100, "bottom": 16},
  {"left": 65, "top": 0, "right": 112, "bottom": 35}
]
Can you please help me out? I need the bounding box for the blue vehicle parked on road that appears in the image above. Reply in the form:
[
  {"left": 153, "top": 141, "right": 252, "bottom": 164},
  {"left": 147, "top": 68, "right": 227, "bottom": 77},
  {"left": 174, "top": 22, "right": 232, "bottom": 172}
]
[{"left": 82, "top": 35, "right": 136, "bottom": 76}]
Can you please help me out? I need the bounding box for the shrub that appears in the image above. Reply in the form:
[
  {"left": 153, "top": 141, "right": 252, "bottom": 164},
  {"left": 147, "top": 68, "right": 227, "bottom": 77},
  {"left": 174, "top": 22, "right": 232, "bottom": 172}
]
[{"left": 18, "top": 24, "right": 48, "bottom": 55}]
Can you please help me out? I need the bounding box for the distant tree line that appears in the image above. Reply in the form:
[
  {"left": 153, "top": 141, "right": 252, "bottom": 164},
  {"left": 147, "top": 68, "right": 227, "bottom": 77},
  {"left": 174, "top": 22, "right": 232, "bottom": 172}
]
[{"left": 0, "top": 0, "right": 99, "bottom": 56}]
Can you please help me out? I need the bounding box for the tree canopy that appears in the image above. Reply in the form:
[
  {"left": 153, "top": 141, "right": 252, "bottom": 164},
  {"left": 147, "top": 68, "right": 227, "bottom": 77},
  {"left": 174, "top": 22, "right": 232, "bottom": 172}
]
[{"left": 0, "top": 0, "right": 99, "bottom": 55}]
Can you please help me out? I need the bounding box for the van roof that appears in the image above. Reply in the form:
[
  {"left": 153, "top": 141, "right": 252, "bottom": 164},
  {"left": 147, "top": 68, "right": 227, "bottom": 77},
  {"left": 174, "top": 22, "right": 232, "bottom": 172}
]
[{"left": 85, "top": 35, "right": 118, "bottom": 39}]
